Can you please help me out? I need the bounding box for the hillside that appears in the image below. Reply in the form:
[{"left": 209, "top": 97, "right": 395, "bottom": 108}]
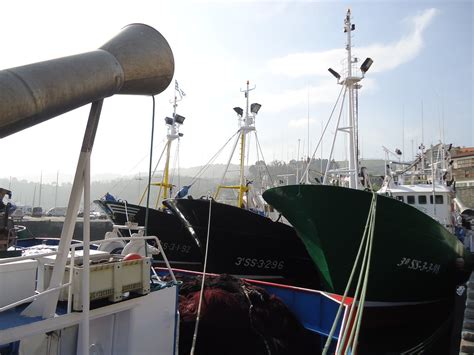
[{"left": 1, "top": 160, "right": 386, "bottom": 210}]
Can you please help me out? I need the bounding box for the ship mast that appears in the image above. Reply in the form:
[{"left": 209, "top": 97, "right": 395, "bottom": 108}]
[
  {"left": 141, "top": 80, "right": 185, "bottom": 207},
  {"left": 215, "top": 81, "right": 261, "bottom": 208},
  {"left": 345, "top": 10, "right": 357, "bottom": 188},
  {"left": 326, "top": 9, "right": 373, "bottom": 189}
]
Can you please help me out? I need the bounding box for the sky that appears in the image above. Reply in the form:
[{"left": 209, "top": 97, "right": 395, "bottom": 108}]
[{"left": 0, "top": 0, "right": 472, "bottom": 184}]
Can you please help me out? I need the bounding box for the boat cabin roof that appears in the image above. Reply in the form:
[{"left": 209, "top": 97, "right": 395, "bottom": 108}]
[{"left": 378, "top": 183, "right": 452, "bottom": 195}]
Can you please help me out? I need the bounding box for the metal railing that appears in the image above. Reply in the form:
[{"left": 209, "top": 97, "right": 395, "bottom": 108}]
[{"left": 0, "top": 234, "right": 176, "bottom": 316}]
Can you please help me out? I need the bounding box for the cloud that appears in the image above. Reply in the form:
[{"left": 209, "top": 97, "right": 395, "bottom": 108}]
[
  {"left": 268, "top": 8, "right": 439, "bottom": 77},
  {"left": 261, "top": 79, "right": 339, "bottom": 112},
  {"left": 261, "top": 77, "right": 376, "bottom": 113},
  {"left": 288, "top": 117, "right": 316, "bottom": 128}
]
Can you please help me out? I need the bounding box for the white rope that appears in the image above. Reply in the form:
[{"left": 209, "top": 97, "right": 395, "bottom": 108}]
[
  {"left": 322, "top": 192, "right": 377, "bottom": 354},
  {"left": 190, "top": 194, "right": 213, "bottom": 355}
]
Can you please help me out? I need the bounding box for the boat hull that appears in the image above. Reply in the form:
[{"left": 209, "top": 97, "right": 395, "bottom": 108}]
[
  {"left": 263, "top": 185, "right": 472, "bottom": 302},
  {"left": 164, "top": 198, "right": 320, "bottom": 288},
  {"left": 95, "top": 200, "right": 203, "bottom": 269}
]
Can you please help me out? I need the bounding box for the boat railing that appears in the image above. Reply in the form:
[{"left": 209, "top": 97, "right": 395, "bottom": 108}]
[{"left": 0, "top": 235, "right": 177, "bottom": 316}]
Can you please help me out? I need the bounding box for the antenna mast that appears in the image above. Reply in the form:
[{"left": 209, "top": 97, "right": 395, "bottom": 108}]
[
  {"left": 215, "top": 81, "right": 261, "bottom": 208},
  {"left": 145, "top": 80, "right": 186, "bottom": 206},
  {"left": 345, "top": 9, "right": 359, "bottom": 189},
  {"left": 325, "top": 9, "right": 373, "bottom": 189}
]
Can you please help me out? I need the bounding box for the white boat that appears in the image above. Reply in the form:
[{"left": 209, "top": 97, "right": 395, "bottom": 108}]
[
  {"left": 0, "top": 23, "right": 180, "bottom": 354},
  {"left": 378, "top": 143, "right": 462, "bottom": 233}
]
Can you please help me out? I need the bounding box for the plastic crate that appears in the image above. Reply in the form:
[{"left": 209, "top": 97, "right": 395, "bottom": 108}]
[{"left": 43, "top": 256, "right": 151, "bottom": 311}]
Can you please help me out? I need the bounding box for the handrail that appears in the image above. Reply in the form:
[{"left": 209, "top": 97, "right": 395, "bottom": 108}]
[
  {"left": 0, "top": 282, "right": 71, "bottom": 313},
  {"left": 0, "top": 234, "right": 177, "bottom": 316},
  {"left": 70, "top": 235, "right": 177, "bottom": 283},
  {"left": 0, "top": 251, "right": 59, "bottom": 264}
]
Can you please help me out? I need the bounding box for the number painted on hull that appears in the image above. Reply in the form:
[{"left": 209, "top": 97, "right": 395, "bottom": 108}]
[
  {"left": 397, "top": 257, "right": 440, "bottom": 274},
  {"left": 234, "top": 257, "right": 285, "bottom": 270},
  {"left": 162, "top": 242, "right": 192, "bottom": 254}
]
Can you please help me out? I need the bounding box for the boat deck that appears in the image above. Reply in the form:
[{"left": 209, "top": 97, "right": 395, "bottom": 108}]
[
  {"left": 0, "top": 304, "right": 47, "bottom": 332},
  {"left": 0, "top": 282, "right": 175, "bottom": 346}
]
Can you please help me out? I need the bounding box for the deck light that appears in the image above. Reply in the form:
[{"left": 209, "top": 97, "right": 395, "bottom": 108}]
[
  {"left": 233, "top": 107, "right": 243, "bottom": 117},
  {"left": 250, "top": 103, "right": 261, "bottom": 114},
  {"left": 328, "top": 68, "right": 341, "bottom": 80},
  {"left": 174, "top": 114, "right": 186, "bottom": 124},
  {"left": 165, "top": 116, "right": 173, "bottom": 125},
  {"left": 360, "top": 57, "right": 373, "bottom": 74}
]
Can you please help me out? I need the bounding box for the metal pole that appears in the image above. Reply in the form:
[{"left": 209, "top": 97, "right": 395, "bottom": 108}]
[
  {"left": 145, "top": 96, "right": 156, "bottom": 237},
  {"left": 54, "top": 171, "right": 59, "bottom": 208},
  {"left": 82, "top": 155, "right": 91, "bottom": 353},
  {"left": 345, "top": 10, "right": 358, "bottom": 189},
  {"left": 22, "top": 100, "right": 103, "bottom": 319}
]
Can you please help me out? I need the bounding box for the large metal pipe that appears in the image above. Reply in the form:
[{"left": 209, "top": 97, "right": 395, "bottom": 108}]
[
  {"left": 454, "top": 198, "right": 474, "bottom": 218},
  {"left": 0, "top": 23, "right": 174, "bottom": 138}
]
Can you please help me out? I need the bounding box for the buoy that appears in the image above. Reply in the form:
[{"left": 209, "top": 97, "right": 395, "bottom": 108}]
[{"left": 123, "top": 253, "right": 143, "bottom": 261}]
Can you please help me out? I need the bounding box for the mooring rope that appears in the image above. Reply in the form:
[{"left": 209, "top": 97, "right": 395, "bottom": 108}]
[
  {"left": 343, "top": 192, "right": 377, "bottom": 352},
  {"left": 190, "top": 194, "right": 213, "bottom": 355},
  {"left": 322, "top": 191, "right": 377, "bottom": 354}
]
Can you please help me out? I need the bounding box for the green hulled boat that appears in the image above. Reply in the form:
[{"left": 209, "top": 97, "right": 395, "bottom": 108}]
[
  {"left": 263, "top": 184, "right": 472, "bottom": 303},
  {"left": 263, "top": 9, "right": 472, "bottom": 306}
]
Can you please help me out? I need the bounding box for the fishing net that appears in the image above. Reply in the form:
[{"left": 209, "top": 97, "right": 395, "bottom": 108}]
[{"left": 168, "top": 273, "right": 321, "bottom": 355}]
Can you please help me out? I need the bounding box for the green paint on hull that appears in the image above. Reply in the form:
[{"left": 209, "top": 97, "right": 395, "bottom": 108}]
[{"left": 263, "top": 185, "right": 472, "bottom": 302}]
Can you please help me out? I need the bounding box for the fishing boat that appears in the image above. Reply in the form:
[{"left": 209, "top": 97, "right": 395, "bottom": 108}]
[
  {"left": 263, "top": 10, "right": 472, "bottom": 302},
  {"left": 0, "top": 24, "right": 180, "bottom": 354},
  {"left": 163, "top": 81, "right": 320, "bottom": 288},
  {"left": 263, "top": 8, "right": 472, "bottom": 309},
  {"left": 95, "top": 81, "right": 204, "bottom": 269}
]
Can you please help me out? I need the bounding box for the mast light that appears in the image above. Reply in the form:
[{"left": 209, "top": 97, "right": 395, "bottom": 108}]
[
  {"left": 250, "top": 103, "right": 262, "bottom": 114},
  {"left": 360, "top": 57, "right": 373, "bottom": 74},
  {"left": 174, "top": 114, "right": 186, "bottom": 124},
  {"left": 328, "top": 68, "right": 341, "bottom": 80},
  {"left": 233, "top": 107, "right": 243, "bottom": 117}
]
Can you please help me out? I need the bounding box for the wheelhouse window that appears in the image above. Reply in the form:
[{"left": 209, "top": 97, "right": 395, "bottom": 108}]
[
  {"left": 396, "top": 196, "right": 404, "bottom": 202},
  {"left": 407, "top": 196, "right": 415, "bottom": 204},
  {"left": 429, "top": 195, "right": 444, "bottom": 204},
  {"left": 418, "top": 195, "right": 427, "bottom": 204}
]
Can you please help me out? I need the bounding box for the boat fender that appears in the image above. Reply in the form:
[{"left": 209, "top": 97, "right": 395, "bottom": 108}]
[{"left": 123, "top": 253, "right": 143, "bottom": 261}]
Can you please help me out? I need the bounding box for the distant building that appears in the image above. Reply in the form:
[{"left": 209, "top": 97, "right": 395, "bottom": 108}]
[{"left": 452, "top": 147, "right": 474, "bottom": 208}]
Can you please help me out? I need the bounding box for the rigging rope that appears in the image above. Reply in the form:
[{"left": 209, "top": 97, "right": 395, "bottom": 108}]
[
  {"left": 246, "top": 133, "right": 251, "bottom": 171},
  {"left": 300, "top": 85, "right": 346, "bottom": 184},
  {"left": 187, "top": 130, "right": 240, "bottom": 188},
  {"left": 169, "top": 138, "right": 180, "bottom": 197},
  {"left": 144, "top": 96, "right": 156, "bottom": 237},
  {"left": 190, "top": 195, "right": 213, "bottom": 355},
  {"left": 322, "top": 87, "right": 348, "bottom": 185},
  {"left": 254, "top": 132, "right": 274, "bottom": 186},
  {"left": 139, "top": 142, "right": 167, "bottom": 205},
  {"left": 177, "top": 138, "right": 181, "bottom": 191},
  {"left": 322, "top": 191, "right": 377, "bottom": 355}
]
